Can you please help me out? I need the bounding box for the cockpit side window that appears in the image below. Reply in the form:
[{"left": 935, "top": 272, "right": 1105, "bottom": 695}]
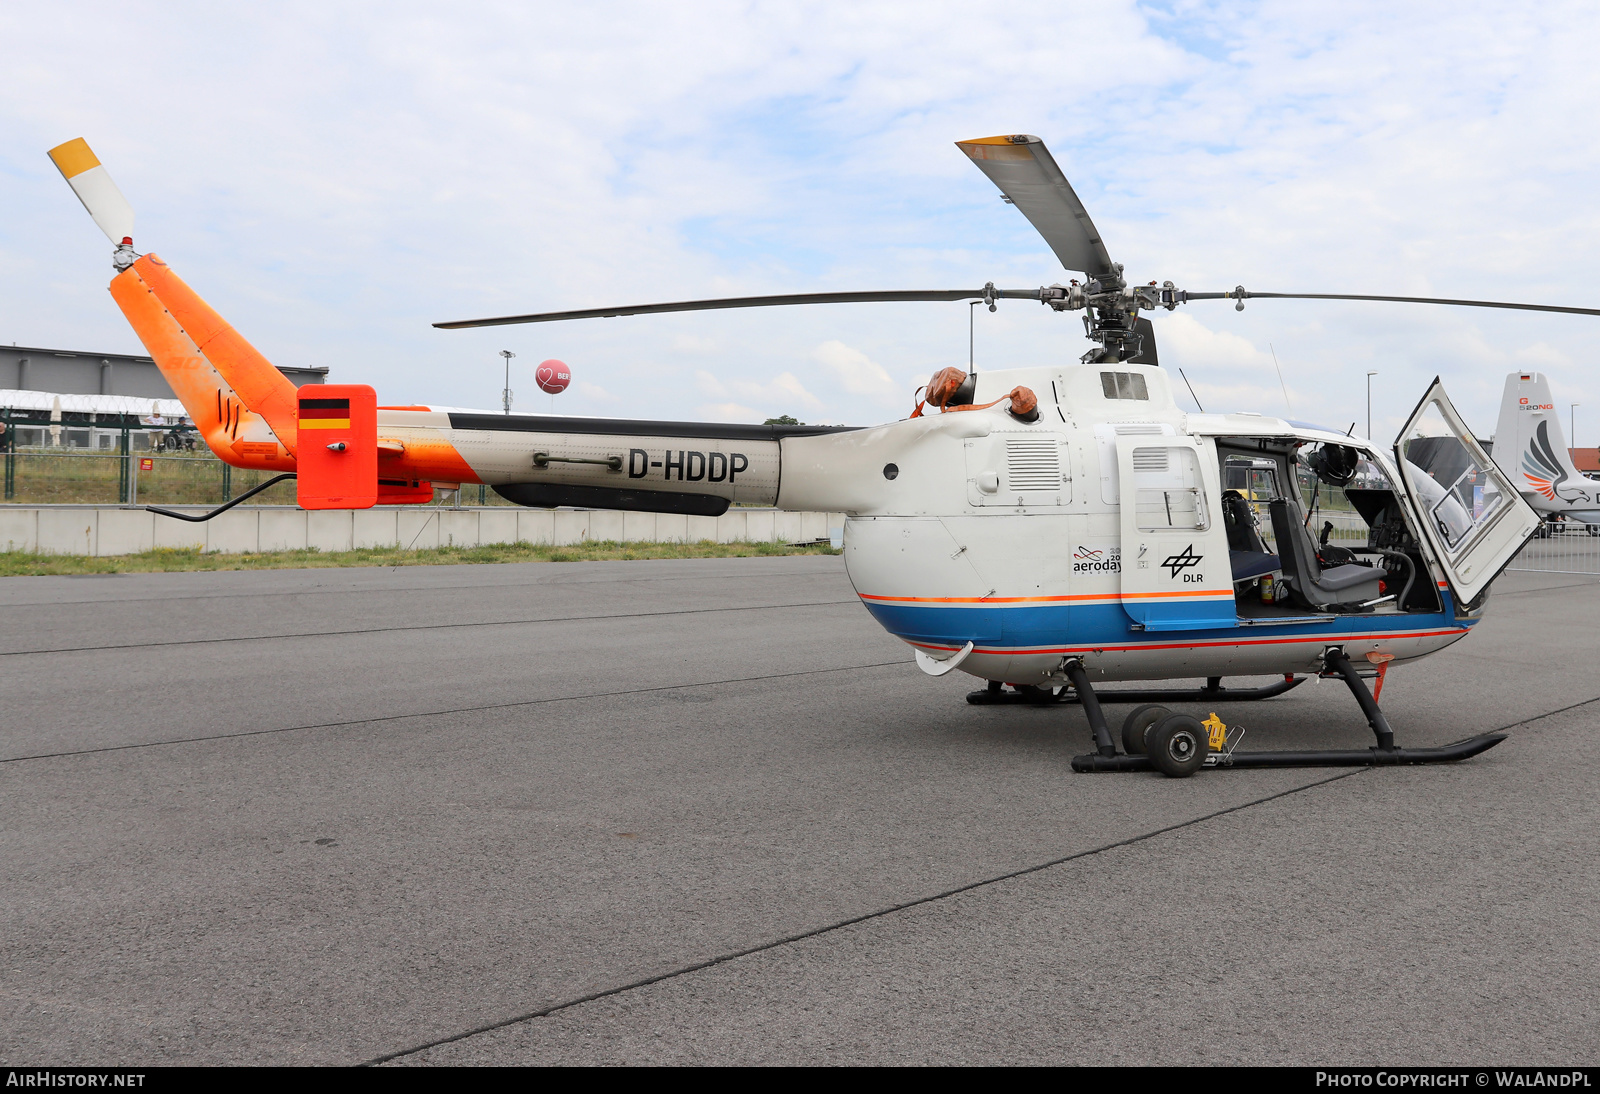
[{"left": 1100, "top": 371, "right": 1149, "bottom": 401}]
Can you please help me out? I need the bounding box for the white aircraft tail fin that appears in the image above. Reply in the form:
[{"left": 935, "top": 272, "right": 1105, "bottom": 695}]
[{"left": 1493, "top": 371, "right": 1583, "bottom": 502}]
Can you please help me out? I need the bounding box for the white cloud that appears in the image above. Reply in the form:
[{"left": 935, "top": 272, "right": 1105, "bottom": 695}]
[
  {"left": 694, "top": 370, "right": 728, "bottom": 398},
  {"left": 696, "top": 401, "right": 761, "bottom": 422},
  {"left": 812, "top": 340, "right": 899, "bottom": 400},
  {"left": 1, "top": 1, "right": 1597, "bottom": 435}
]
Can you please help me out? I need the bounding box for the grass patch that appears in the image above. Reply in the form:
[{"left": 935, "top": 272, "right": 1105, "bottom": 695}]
[{"left": 0, "top": 539, "right": 841, "bottom": 577}]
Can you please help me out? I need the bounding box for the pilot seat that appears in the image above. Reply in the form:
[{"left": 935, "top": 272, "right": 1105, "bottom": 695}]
[{"left": 1267, "top": 499, "right": 1383, "bottom": 611}]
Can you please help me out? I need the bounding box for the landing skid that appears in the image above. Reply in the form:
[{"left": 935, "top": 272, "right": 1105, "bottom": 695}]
[
  {"left": 1070, "top": 733, "right": 1508, "bottom": 772},
  {"left": 966, "top": 675, "right": 1305, "bottom": 706},
  {"left": 1058, "top": 650, "right": 1506, "bottom": 776}
]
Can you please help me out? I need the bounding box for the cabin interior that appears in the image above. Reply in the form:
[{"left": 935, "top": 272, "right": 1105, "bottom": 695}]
[{"left": 1216, "top": 438, "right": 1442, "bottom": 619}]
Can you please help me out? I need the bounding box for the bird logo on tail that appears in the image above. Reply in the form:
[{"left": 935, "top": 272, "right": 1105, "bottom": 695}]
[{"left": 1522, "top": 420, "right": 1572, "bottom": 501}]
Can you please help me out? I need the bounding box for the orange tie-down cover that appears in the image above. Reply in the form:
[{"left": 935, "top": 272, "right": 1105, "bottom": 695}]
[{"left": 297, "top": 384, "right": 378, "bottom": 510}]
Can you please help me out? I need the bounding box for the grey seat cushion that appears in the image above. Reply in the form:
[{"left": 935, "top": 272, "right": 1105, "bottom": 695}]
[{"left": 1317, "top": 562, "right": 1382, "bottom": 591}]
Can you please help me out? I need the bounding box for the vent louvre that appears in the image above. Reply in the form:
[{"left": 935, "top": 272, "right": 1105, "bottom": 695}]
[
  {"left": 1131, "top": 448, "right": 1170, "bottom": 472},
  {"left": 1005, "top": 437, "right": 1062, "bottom": 491}
]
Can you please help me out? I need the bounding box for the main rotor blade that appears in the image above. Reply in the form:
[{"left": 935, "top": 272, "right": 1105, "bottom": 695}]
[
  {"left": 1187, "top": 290, "right": 1600, "bottom": 317},
  {"left": 433, "top": 288, "right": 1039, "bottom": 329},
  {"left": 956, "top": 134, "right": 1116, "bottom": 280}
]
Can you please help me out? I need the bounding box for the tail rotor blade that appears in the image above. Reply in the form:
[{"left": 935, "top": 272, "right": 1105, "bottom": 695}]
[
  {"left": 48, "top": 138, "right": 135, "bottom": 245},
  {"left": 957, "top": 134, "right": 1116, "bottom": 280}
]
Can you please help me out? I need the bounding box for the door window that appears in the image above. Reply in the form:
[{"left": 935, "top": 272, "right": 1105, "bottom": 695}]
[
  {"left": 1393, "top": 380, "right": 1540, "bottom": 607},
  {"left": 1399, "top": 402, "right": 1506, "bottom": 554},
  {"left": 1132, "top": 445, "right": 1208, "bottom": 532}
]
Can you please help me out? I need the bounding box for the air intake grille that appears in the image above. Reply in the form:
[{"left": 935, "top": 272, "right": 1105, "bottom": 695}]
[
  {"left": 1131, "top": 447, "right": 1170, "bottom": 473},
  {"left": 1006, "top": 437, "right": 1062, "bottom": 491}
]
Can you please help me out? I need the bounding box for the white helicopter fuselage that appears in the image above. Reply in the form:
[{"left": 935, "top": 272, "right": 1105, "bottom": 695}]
[
  {"left": 332, "top": 361, "right": 1532, "bottom": 691},
  {"left": 778, "top": 363, "right": 1481, "bottom": 687}
]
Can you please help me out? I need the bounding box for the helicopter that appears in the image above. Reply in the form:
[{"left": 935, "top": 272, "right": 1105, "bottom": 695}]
[{"left": 50, "top": 134, "right": 1593, "bottom": 776}]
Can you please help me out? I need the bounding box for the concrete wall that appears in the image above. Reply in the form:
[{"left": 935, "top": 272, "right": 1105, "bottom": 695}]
[{"left": 0, "top": 506, "right": 847, "bottom": 556}]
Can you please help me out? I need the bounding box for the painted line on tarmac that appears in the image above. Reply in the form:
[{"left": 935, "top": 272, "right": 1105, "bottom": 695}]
[
  {"left": 363, "top": 769, "right": 1368, "bottom": 1065},
  {"left": 0, "top": 598, "right": 860, "bottom": 658},
  {"left": 1, "top": 558, "right": 845, "bottom": 609},
  {"left": 0, "top": 658, "right": 915, "bottom": 766},
  {"left": 359, "top": 691, "right": 1600, "bottom": 1067}
]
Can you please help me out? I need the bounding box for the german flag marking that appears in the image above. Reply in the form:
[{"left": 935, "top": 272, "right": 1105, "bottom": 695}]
[
  {"left": 300, "top": 398, "right": 350, "bottom": 428},
  {"left": 300, "top": 398, "right": 350, "bottom": 414}
]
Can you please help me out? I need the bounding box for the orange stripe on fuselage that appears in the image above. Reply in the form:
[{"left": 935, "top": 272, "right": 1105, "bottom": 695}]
[
  {"left": 383, "top": 433, "right": 482, "bottom": 485},
  {"left": 858, "top": 589, "right": 1234, "bottom": 605}
]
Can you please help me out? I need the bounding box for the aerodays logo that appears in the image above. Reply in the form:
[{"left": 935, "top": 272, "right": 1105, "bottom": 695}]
[{"left": 1072, "top": 544, "right": 1121, "bottom": 574}]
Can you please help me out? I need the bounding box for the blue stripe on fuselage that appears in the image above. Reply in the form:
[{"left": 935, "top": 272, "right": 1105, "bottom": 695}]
[{"left": 859, "top": 595, "right": 1469, "bottom": 652}]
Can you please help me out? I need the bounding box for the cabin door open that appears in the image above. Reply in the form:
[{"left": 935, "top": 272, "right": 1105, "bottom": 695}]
[{"left": 1394, "top": 378, "right": 1539, "bottom": 608}]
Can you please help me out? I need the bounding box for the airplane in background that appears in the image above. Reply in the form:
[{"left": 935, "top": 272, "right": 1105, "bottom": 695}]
[{"left": 1489, "top": 372, "right": 1600, "bottom": 535}]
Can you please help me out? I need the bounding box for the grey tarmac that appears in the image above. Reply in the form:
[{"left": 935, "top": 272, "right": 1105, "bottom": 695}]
[{"left": 1, "top": 557, "right": 1595, "bottom": 1065}]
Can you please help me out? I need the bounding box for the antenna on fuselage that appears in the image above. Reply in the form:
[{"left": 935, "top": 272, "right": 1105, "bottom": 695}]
[
  {"left": 1270, "top": 344, "right": 1293, "bottom": 415},
  {"left": 1178, "top": 367, "right": 1205, "bottom": 412}
]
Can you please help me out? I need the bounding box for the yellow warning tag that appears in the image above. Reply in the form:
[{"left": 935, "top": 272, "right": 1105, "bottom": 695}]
[{"left": 1202, "top": 713, "right": 1228, "bottom": 751}]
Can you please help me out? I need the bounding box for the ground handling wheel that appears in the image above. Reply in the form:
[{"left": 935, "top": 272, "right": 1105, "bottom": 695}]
[
  {"left": 1146, "top": 714, "right": 1210, "bottom": 778},
  {"left": 1120, "top": 704, "right": 1171, "bottom": 756}
]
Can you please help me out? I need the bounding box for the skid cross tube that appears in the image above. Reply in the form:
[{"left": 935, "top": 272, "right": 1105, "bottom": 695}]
[
  {"left": 1322, "top": 647, "right": 1394, "bottom": 750},
  {"left": 967, "top": 674, "right": 1305, "bottom": 706},
  {"left": 1061, "top": 674, "right": 1305, "bottom": 705},
  {"left": 1062, "top": 658, "right": 1117, "bottom": 757}
]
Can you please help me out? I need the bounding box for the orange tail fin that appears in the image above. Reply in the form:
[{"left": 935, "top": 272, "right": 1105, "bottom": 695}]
[
  {"left": 108, "top": 264, "right": 294, "bottom": 470},
  {"left": 127, "top": 254, "right": 301, "bottom": 456}
]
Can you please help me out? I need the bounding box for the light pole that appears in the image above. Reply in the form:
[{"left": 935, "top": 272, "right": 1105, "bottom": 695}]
[
  {"left": 1572, "top": 403, "right": 1580, "bottom": 447},
  {"left": 500, "top": 350, "right": 515, "bottom": 414},
  {"left": 1366, "top": 371, "right": 1378, "bottom": 439}
]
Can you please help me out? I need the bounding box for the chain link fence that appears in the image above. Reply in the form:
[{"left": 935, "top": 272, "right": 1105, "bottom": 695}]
[
  {"left": 1, "top": 446, "right": 513, "bottom": 508},
  {"left": 1506, "top": 520, "right": 1600, "bottom": 575}
]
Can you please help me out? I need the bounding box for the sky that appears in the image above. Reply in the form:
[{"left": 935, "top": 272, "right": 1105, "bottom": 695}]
[{"left": 3, "top": 1, "right": 1599, "bottom": 445}]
